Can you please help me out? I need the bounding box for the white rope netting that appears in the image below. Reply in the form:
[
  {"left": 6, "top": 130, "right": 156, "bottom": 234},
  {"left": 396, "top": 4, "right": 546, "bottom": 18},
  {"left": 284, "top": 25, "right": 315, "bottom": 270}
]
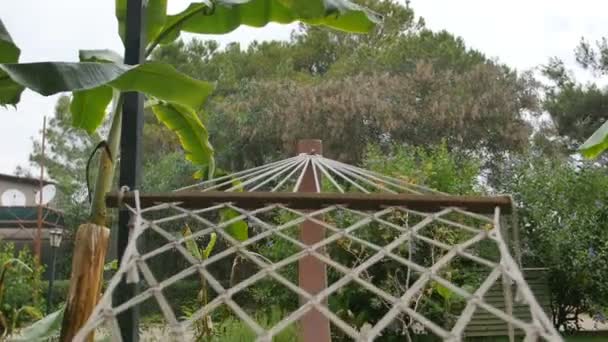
[{"left": 74, "top": 154, "right": 563, "bottom": 341}]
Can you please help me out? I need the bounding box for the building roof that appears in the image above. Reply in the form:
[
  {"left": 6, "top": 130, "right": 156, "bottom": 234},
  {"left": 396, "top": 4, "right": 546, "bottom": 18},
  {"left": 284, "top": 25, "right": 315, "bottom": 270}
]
[
  {"left": 0, "top": 173, "right": 54, "bottom": 186},
  {"left": 0, "top": 206, "right": 64, "bottom": 228}
]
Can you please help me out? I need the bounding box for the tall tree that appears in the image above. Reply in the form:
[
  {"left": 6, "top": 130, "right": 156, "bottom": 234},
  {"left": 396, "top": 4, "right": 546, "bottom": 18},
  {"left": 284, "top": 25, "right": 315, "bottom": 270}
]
[
  {"left": 153, "top": 2, "right": 538, "bottom": 172},
  {"left": 205, "top": 62, "right": 536, "bottom": 169},
  {"left": 543, "top": 36, "right": 608, "bottom": 158},
  {"left": 22, "top": 96, "right": 97, "bottom": 278},
  {"left": 498, "top": 156, "right": 608, "bottom": 331},
  {"left": 542, "top": 58, "right": 608, "bottom": 153},
  {"left": 30, "top": 96, "right": 101, "bottom": 207},
  {"left": 576, "top": 37, "right": 608, "bottom": 75}
]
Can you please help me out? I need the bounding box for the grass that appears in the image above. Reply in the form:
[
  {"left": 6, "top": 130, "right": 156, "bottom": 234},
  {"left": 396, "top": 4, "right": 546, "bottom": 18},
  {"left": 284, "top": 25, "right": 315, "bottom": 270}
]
[
  {"left": 139, "top": 307, "right": 299, "bottom": 341},
  {"left": 210, "top": 318, "right": 297, "bottom": 341},
  {"left": 565, "top": 335, "right": 608, "bottom": 342},
  {"left": 469, "top": 334, "right": 608, "bottom": 342}
]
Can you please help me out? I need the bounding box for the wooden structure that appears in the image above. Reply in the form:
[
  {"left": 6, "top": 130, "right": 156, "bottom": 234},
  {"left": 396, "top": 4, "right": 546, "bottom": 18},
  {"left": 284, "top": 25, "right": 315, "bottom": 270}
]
[
  {"left": 83, "top": 140, "right": 561, "bottom": 342},
  {"left": 465, "top": 268, "right": 551, "bottom": 338}
]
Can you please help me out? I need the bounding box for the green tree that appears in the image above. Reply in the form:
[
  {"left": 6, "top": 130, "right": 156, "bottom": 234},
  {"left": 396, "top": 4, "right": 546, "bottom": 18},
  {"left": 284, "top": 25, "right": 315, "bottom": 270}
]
[
  {"left": 362, "top": 142, "right": 480, "bottom": 195},
  {"left": 153, "top": 2, "right": 538, "bottom": 171},
  {"left": 28, "top": 96, "right": 96, "bottom": 224},
  {"left": 498, "top": 156, "right": 608, "bottom": 331},
  {"left": 207, "top": 61, "right": 535, "bottom": 169},
  {"left": 543, "top": 36, "right": 608, "bottom": 158},
  {"left": 29, "top": 97, "right": 98, "bottom": 198},
  {"left": 542, "top": 58, "right": 608, "bottom": 155},
  {"left": 576, "top": 37, "right": 608, "bottom": 75},
  {"left": 25, "top": 96, "right": 98, "bottom": 278}
]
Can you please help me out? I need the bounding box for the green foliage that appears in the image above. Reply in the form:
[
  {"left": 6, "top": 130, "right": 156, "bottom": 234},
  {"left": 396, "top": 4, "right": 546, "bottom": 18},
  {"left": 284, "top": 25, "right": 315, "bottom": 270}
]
[
  {"left": 0, "top": 19, "right": 23, "bottom": 106},
  {"left": 13, "top": 308, "right": 64, "bottom": 342},
  {"left": 575, "top": 36, "right": 608, "bottom": 75},
  {"left": 78, "top": 49, "right": 123, "bottom": 64},
  {"left": 362, "top": 142, "right": 480, "bottom": 194},
  {"left": 25, "top": 96, "right": 96, "bottom": 276},
  {"left": 1, "top": 61, "right": 214, "bottom": 133},
  {"left": 70, "top": 85, "right": 114, "bottom": 134},
  {"left": 115, "top": 0, "right": 168, "bottom": 48},
  {"left": 151, "top": 102, "right": 215, "bottom": 173},
  {"left": 156, "top": 0, "right": 379, "bottom": 46},
  {"left": 231, "top": 143, "right": 485, "bottom": 339},
  {"left": 142, "top": 152, "right": 199, "bottom": 192},
  {"left": 0, "top": 62, "right": 128, "bottom": 96},
  {"left": 542, "top": 58, "right": 608, "bottom": 158},
  {"left": 543, "top": 38, "right": 608, "bottom": 158},
  {"left": 579, "top": 120, "right": 608, "bottom": 159},
  {"left": 0, "top": 20, "right": 19, "bottom": 63},
  {"left": 1, "top": 0, "right": 378, "bottom": 108},
  {"left": 206, "top": 307, "right": 298, "bottom": 342},
  {"left": 0, "top": 241, "right": 46, "bottom": 337},
  {"left": 219, "top": 209, "right": 248, "bottom": 241},
  {"left": 153, "top": 13, "right": 534, "bottom": 170},
  {"left": 181, "top": 225, "right": 217, "bottom": 340},
  {"left": 498, "top": 157, "right": 608, "bottom": 331}
]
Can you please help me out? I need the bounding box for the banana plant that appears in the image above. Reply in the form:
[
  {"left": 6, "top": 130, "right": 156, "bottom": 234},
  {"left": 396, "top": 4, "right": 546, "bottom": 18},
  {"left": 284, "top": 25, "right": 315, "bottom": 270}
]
[
  {"left": 0, "top": 0, "right": 379, "bottom": 337},
  {"left": 181, "top": 225, "right": 217, "bottom": 340},
  {"left": 580, "top": 121, "right": 608, "bottom": 158},
  {"left": 1, "top": 0, "right": 379, "bottom": 223},
  {"left": 11, "top": 307, "right": 64, "bottom": 342}
]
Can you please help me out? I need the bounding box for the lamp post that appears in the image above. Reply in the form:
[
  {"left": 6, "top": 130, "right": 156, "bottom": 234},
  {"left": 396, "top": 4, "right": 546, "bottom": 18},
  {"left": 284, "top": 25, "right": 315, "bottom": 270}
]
[{"left": 47, "top": 228, "right": 63, "bottom": 314}]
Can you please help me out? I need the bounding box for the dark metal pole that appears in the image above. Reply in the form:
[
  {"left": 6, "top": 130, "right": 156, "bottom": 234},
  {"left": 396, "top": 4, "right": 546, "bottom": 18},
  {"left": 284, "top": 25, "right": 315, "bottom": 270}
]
[
  {"left": 115, "top": 0, "right": 146, "bottom": 341},
  {"left": 46, "top": 246, "right": 57, "bottom": 315}
]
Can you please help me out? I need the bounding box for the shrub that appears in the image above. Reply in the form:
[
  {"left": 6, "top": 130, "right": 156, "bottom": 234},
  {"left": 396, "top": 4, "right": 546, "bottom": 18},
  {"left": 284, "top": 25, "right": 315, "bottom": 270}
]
[
  {"left": 498, "top": 157, "right": 608, "bottom": 331},
  {"left": 0, "top": 241, "right": 46, "bottom": 335}
]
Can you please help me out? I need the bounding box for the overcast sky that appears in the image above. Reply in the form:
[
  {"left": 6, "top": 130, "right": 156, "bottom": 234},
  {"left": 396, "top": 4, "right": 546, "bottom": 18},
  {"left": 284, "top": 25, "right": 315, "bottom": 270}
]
[{"left": 1, "top": 0, "right": 606, "bottom": 175}]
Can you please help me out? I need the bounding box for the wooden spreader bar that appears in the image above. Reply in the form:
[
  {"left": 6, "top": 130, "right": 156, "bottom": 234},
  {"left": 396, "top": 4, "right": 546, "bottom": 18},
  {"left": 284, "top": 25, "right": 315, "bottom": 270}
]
[{"left": 106, "top": 191, "right": 512, "bottom": 214}]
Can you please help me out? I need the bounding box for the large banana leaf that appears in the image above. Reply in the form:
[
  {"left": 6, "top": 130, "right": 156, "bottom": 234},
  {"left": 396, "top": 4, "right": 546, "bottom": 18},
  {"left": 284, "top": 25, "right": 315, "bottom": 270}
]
[
  {"left": 70, "top": 50, "right": 120, "bottom": 133},
  {"left": 0, "top": 62, "right": 212, "bottom": 107},
  {"left": 220, "top": 208, "right": 248, "bottom": 241},
  {"left": 120, "top": 0, "right": 381, "bottom": 48},
  {"left": 151, "top": 102, "right": 214, "bottom": 170},
  {"left": 0, "top": 20, "right": 18, "bottom": 62},
  {"left": 0, "top": 62, "right": 129, "bottom": 96},
  {"left": 12, "top": 307, "right": 64, "bottom": 341},
  {"left": 0, "top": 61, "right": 214, "bottom": 133},
  {"left": 580, "top": 120, "right": 608, "bottom": 158},
  {"left": 70, "top": 86, "right": 114, "bottom": 133},
  {"left": 0, "top": 71, "right": 23, "bottom": 107},
  {"left": 78, "top": 49, "right": 123, "bottom": 64},
  {"left": 217, "top": 174, "right": 248, "bottom": 241},
  {"left": 0, "top": 19, "right": 24, "bottom": 106}
]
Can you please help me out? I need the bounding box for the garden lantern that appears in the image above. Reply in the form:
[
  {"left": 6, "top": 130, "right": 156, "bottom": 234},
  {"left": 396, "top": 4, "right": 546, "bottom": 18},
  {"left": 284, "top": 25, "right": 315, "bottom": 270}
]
[{"left": 47, "top": 228, "right": 63, "bottom": 314}]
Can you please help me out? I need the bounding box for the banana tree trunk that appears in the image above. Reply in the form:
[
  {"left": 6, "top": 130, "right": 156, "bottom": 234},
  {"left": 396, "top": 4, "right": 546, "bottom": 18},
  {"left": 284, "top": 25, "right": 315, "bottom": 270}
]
[
  {"left": 90, "top": 97, "right": 123, "bottom": 226},
  {"left": 60, "top": 101, "right": 122, "bottom": 341},
  {"left": 59, "top": 223, "right": 110, "bottom": 342}
]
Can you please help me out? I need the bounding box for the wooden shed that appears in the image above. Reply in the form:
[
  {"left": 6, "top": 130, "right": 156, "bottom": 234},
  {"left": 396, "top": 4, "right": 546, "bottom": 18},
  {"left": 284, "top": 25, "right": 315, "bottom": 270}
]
[{"left": 464, "top": 268, "right": 551, "bottom": 339}]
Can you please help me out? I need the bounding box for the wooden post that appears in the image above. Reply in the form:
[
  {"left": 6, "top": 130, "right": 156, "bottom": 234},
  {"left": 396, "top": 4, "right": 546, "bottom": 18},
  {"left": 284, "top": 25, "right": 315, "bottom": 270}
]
[
  {"left": 35, "top": 116, "right": 46, "bottom": 264},
  {"left": 500, "top": 215, "right": 515, "bottom": 342},
  {"left": 60, "top": 223, "right": 110, "bottom": 341},
  {"left": 297, "top": 139, "right": 331, "bottom": 342}
]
